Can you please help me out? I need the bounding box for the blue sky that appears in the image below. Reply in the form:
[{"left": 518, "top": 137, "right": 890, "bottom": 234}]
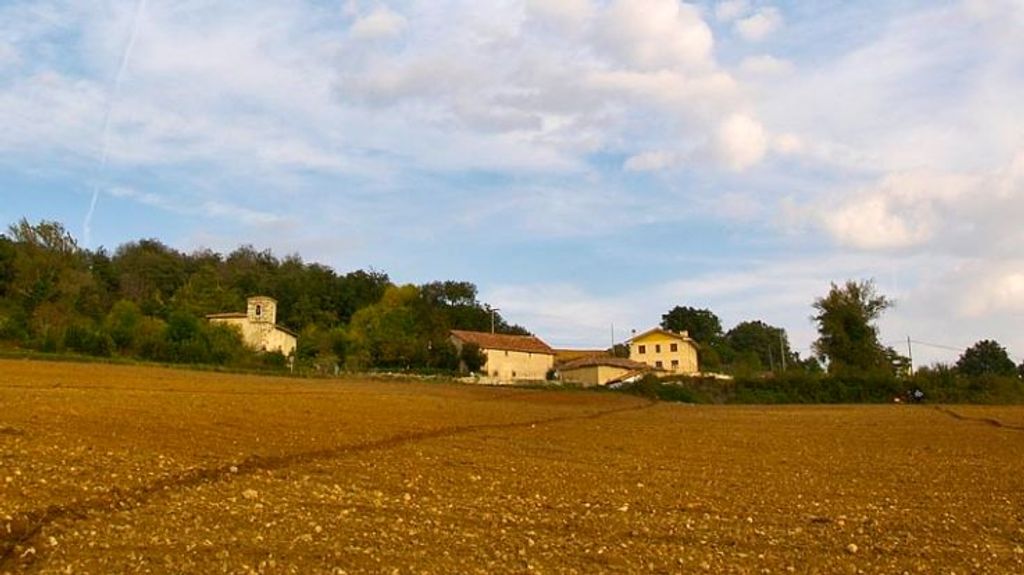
[{"left": 2, "top": 0, "right": 1023, "bottom": 365}]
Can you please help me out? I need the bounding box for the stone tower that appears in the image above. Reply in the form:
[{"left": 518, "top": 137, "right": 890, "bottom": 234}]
[{"left": 247, "top": 296, "right": 277, "bottom": 325}]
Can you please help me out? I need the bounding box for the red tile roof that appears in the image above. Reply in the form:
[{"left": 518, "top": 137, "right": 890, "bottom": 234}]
[{"left": 450, "top": 330, "right": 554, "bottom": 355}]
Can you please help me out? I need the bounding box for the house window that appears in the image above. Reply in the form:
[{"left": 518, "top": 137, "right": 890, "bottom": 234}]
[
  {"left": 255, "top": 304, "right": 262, "bottom": 317},
  {"left": 670, "top": 343, "right": 678, "bottom": 352},
  {"left": 655, "top": 344, "right": 661, "bottom": 353},
  {"left": 638, "top": 345, "right": 646, "bottom": 354},
  {"left": 655, "top": 360, "right": 663, "bottom": 368},
  {"left": 671, "top": 359, "right": 679, "bottom": 368}
]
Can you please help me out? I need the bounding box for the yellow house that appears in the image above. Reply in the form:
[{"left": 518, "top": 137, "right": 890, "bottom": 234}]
[
  {"left": 450, "top": 330, "right": 555, "bottom": 384},
  {"left": 628, "top": 328, "right": 699, "bottom": 375},
  {"left": 207, "top": 296, "right": 298, "bottom": 357},
  {"left": 558, "top": 355, "right": 654, "bottom": 387}
]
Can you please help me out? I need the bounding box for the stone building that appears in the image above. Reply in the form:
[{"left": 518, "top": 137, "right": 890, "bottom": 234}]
[
  {"left": 207, "top": 296, "right": 298, "bottom": 357},
  {"left": 450, "top": 329, "right": 555, "bottom": 383}
]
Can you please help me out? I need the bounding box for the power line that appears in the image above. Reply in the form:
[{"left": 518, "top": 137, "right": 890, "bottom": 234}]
[{"left": 909, "top": 340, "right": 966, "bottom": 353}]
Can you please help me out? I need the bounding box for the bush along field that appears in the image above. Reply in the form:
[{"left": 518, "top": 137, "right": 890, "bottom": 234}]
[{"left": 618, "top": 370, "right": 1024, "bottom": 405}]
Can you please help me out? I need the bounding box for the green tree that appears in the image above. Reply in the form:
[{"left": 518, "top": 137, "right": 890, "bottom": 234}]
[
  {"left": 660, "top": 306, "right": 723, "bottom": 344},
  {"left": 811, "top": 280, "right": 892, "bottom": 374},
  {"left": 112, "top": 239, "right": 187, "bottom": 316},
  {"left": 725, "top": 320, "right": 794, "bottom": 372},
  {"left": 104, "top": 299, "right": 145, "bottom": 352},
  {"left": 6, "top": 219, "right": 95, "bottom": 346},
  {"left": 956, "top": 340, "right": 1017, "bottom": 377},
  {"left": 346, "top": 285, "right": 443, "bottom": 370},
  {"left": 171, "top": 263, "right": 243, "bottom": 318},
  {"left": 459, "top": 342, "right": 487, "bottom": 373}
]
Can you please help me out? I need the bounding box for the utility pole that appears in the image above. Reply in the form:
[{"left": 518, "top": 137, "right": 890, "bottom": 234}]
[
  {"left": 906, "top": 336, "right": 914, "bottom": 376},
  {"left": 779, "top": 333, "right": 787, "bottom": 372},
  {"left": 768, "top": 345, "right": 775, "bottom": 373},
  {"left": 487, "top": 306, "right": 500, "bottom": 334}
]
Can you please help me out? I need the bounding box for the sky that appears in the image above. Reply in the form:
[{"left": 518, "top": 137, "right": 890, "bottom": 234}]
[{"left": 1, "top": 0, "right": 1023, "bottom": 366}]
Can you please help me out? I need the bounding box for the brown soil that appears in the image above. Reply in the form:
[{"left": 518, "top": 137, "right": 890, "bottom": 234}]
[{"left": 1, "top": 359, "right": 1023, "bottom": 574}]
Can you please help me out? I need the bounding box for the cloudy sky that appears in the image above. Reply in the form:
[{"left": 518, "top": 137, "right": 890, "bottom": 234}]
[{"left": 2, "top": 0, "right": 1022, "bottom": 364}]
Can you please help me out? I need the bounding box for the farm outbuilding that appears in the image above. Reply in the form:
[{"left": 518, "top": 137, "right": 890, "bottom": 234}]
[
  {"left": 557, "top": 355, "right": 654, "bottom": 387},
  {"left": 450, "top": 329, "right": 555, "bottom": 384}
]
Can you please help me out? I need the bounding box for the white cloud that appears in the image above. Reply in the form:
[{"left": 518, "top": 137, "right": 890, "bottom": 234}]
[
  {"left": 714, "top": 113, "right": 767, "bottom": 170},
  {"left": 821, "top": 150, "right": 1024, "bottom": 252},
  {"left": 739, "top": 54, "right": 794, "bottom": 76},
  {"left": 596, "top": 0, "right": 714, "bottom": 71},
  {"left": 715, "top": 0, "right": 750, "bottom": 23},
  {"left": 107, "top": 186, "right": 285, "bottom": 226},
  {"left": 349, "top": 6, "right": 407, "bottom": 40},
  {"left": 735, "top": 7, "right": 783, "bottom": 42},
  {"left": 525, "top": 0, "right": 593, "bottom": 32},
  {"left": 624, "top": 150, "right": 679, "bottom": 172},
  {"left": 771, "top": 133, "right": 804, "bottom": 155}
]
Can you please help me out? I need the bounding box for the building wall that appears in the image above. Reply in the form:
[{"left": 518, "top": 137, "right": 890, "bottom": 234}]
[
  {"left": 247, "top": 296, "right": 277, "bottom": 325},
  {"left": 208, "top": 316, "right": 297, "bottom": 357},
  {"left": 482, "top": 349, "right": 554, "bottom": 383},
  {"left": 629, "top": 333, "right": 699, "bottom": 374},
  {"left": 561, "top": 365, "right": 632, "bottom": 387}
]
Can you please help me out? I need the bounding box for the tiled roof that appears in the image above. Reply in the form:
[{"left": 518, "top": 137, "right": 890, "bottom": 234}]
[
  {"left": 558, "top": 355, "right": 653, "bottom": 372},
  {"left": 627, "top": 327, "right": 699, "bottom": 346},
  {"left": 553, "top": 348, "right": 609, "bottom": 363},
  {"left": 450, "top": 330, "right": 554, "bottom": 355}
]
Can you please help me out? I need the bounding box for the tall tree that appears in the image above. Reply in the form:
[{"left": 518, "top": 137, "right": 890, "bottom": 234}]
[
  {"left": 811, "top": 279, "right": 892, "bottom": 373},
  {"left": 660, "top": 306, "right": 723, "bottom": 344},
  {"left": 6, "top": 219, "right": 95, "bottom": 343},
  {"left": 726, "top": 320, "right": 794, "bottom": 372},
  {"left": 112, "top": 239, "right": 187, "bottom": 316},
  {"left": 956, "top": 340, "right": 1017, "bottom": 377}
]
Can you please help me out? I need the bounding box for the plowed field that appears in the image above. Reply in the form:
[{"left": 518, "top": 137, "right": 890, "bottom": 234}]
[{"left": 2, "top": 360, "right": 1023, "bottom": 574}]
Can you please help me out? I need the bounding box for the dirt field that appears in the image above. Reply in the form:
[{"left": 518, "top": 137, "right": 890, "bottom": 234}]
[{"left": 2, "top": 360, "right": 1023, "bottom": 574}]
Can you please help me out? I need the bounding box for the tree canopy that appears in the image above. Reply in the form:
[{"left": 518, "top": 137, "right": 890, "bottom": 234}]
[
  {"left": 0, "top": 218, "right": 522, "bottom": 373},
  {"left": 660, "top": 306, "right": 723, "bottom": 344},
  {"left": 811, "top": 280, "right": 893, "bottom": 374},
  {"left": 956, "top": 340, "right": 1017, "bottom": 377}
]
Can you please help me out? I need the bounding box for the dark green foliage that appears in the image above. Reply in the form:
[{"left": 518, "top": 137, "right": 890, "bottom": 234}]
[
  {"left": 459, "top": 342, "right": 487, "bottom": 373},
  {"left": 113, "top": 239, "right": 187, "bottom": 317},
  {"left": 64, "top": 323, "right": 113, "bottom": 357},
  {"left": 956, "top": 339, "right": 1017, "bottom": 377},
  {"left": 622, "top": 367, "right": 1024, "bottom": 405},
  {"left": 725, "top": 320, "right": 796, "bottom": 372},
  {"left": 0, "top": 234, "right": 15, "bottom": 297},
  {"left": 911, "top": 362, "right": 1024, "bottom": 403},
  {"left": 660, "top": 306, "right": 723, "bottom": 344},
  {"left": 812, "top": 280, "right": 893, "bottom": 374}
]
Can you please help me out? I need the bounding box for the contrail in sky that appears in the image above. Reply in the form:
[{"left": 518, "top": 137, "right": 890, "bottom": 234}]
[{"left": 84, "top": 0, "right": 148, "bottom": 247}]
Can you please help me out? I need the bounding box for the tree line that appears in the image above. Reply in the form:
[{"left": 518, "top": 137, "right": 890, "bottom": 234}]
[
  {"left": 0, "top": 219, "right": 524, "bottom": 372},
  {"left": 648, "top": 279, "right": 1024, "bottom": 403},
  {"left": 2, "top": 218, "right": 1020, "bottom": 401}
]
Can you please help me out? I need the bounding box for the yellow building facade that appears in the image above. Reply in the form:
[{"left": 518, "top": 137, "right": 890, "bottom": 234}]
[
  {"left": 558, "top": 355, "right": 652, "bottom": 387},
  {"left": 207, "top": 296, "right": 298, "bottom": 357},
  {"left": 628, "top": 328, "right": 699, "bottom": 375},
  {"left": 450, "top": 330, "right": 555, "bottom": 384}
]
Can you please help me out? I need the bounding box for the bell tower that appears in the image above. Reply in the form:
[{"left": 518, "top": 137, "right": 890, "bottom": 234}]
[{"left": 247, "top": 296, "right": 277, "bottom": 325}]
